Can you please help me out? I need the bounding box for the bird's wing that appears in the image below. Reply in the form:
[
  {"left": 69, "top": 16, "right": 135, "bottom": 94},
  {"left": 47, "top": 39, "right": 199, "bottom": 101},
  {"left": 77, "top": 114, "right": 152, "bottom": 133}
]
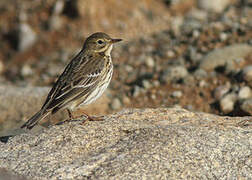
[{"left": 41, "top": 51, "right": 106, "bottom": 111}]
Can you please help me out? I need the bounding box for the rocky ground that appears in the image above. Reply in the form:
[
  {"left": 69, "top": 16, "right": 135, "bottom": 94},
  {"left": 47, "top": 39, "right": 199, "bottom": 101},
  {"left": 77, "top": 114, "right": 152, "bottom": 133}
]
[{"left": 0, "top": 108, "right": 251, "bottom": 179}]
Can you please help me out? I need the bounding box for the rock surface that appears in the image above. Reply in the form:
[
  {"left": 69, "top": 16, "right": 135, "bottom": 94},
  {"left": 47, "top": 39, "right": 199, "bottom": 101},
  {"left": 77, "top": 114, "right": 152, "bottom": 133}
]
[
  {"left": 242, "top": 65, "right": 252, "bottom": 86},
  {"left": 241, "top": 98, "right": 252, "bottom": 115},
  {"left": 0, "top": 168, "right": 27, "bottom": 180},
  {"left": 0, "top": 108, "right": 251, "bottom": 179},
  {"left": 0, "top": 86, "right": 52, "bottom": 135},
  {"left": 200, "top": 44, "right": 252, "bottom": 71},
  {"left": 197, "top": 0, "right": 231, "bottom": 13}
]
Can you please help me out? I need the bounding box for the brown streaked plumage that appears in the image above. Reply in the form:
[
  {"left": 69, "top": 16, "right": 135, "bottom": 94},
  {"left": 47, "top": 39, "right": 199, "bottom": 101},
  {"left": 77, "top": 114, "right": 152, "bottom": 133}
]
[{"left": 21, "top": 32, "right": 122, "bottom": 129}]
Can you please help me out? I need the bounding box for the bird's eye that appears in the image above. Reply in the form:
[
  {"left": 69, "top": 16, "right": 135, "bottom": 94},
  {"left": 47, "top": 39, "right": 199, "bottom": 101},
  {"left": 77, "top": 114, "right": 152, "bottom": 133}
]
[{"left": 97, "top": 40, "right": 104, "bottom": 44}]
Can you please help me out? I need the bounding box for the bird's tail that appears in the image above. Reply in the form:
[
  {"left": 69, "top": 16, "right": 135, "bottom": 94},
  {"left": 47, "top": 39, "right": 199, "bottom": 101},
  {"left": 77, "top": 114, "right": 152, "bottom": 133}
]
[{"left": 21, "top": 110, "right": 49, "bottom": 129}]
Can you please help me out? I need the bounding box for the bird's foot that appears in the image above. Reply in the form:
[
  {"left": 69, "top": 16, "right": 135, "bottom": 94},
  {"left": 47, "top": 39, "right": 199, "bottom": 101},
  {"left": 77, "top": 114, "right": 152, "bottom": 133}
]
[
  {"left": 67, "top": 109, "right": 74, "bottom": 120},
  {"left": 82, "top": 115, "right": 105, "bottom": 125},
  {"left": 59, "top": 109, "right": 105, "bottom": 125}
]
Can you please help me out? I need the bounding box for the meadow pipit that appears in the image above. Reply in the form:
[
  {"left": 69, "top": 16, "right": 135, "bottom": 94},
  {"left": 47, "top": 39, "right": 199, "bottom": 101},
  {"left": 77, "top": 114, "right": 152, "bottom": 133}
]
[{"left": 21, "top": 32, "right": 122, "bottom": 129}]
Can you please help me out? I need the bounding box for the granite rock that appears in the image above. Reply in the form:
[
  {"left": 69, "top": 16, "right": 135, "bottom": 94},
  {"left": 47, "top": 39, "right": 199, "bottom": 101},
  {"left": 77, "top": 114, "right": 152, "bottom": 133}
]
[{"left": 0, "top": 108, "right": 251, "bottom": 179}]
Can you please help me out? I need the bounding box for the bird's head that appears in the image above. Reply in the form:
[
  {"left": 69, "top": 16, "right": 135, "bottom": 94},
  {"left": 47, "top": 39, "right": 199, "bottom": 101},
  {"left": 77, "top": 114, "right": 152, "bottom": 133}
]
[{"left": 83, "top": 32, "right": 122, "bottom": 56}]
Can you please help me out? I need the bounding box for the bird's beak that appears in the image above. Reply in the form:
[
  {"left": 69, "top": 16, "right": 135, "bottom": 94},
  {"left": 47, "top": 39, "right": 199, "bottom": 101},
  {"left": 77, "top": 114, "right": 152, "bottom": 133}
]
[{"left": 111, "top": 38, "right": 122, "bottom": 43}]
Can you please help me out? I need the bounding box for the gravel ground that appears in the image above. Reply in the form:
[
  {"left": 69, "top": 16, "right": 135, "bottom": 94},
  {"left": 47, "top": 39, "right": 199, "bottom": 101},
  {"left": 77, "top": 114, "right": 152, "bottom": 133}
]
[{"left": 0, "top": 0, "right": 251, "bottom": 119}]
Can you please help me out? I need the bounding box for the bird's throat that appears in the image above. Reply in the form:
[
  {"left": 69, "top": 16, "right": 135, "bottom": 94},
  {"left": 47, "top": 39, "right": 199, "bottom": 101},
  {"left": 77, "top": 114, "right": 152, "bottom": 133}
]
[{"left": 105, "top": 44, "right": 113, "bottom": 56}]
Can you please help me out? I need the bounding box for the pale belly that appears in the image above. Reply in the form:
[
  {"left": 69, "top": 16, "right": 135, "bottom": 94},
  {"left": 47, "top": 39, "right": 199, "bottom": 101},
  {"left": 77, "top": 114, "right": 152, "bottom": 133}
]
[
  {"left": 81, "top": 71, "right": 112, "bottom": 106},
  {"left": 68, "top": 65, "right": 113, "bottom": 110}
]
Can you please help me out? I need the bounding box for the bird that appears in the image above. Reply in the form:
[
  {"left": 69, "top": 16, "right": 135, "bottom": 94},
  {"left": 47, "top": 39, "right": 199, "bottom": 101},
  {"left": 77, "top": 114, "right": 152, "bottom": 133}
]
[{"left": 21, "top": 32, "right": 122, "bottom": 129}]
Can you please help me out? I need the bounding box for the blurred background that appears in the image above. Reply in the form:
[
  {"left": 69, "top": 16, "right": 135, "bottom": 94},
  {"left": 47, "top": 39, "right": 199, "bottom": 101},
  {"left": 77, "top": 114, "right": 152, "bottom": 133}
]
[{"left": 0, "top": 0, "right": 251, "bottom": 133}]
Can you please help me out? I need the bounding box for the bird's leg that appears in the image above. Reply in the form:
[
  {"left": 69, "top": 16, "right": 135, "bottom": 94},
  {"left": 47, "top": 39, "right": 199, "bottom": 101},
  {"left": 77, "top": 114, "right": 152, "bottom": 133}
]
[
  {"left": 67, "top": 109, "right": 74, "bottom": 120},
  {"left": 65, "top": 109, "right": 104, "bottom": 125},
  {"left": 84, "top": 112, "right": 104, "bottom": 121},
  {"left": 67, "top": 109, "right": 98, "bottom": 121},
  {"left": 81, "top": 111, "right": 105, "bottom": 125}
]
